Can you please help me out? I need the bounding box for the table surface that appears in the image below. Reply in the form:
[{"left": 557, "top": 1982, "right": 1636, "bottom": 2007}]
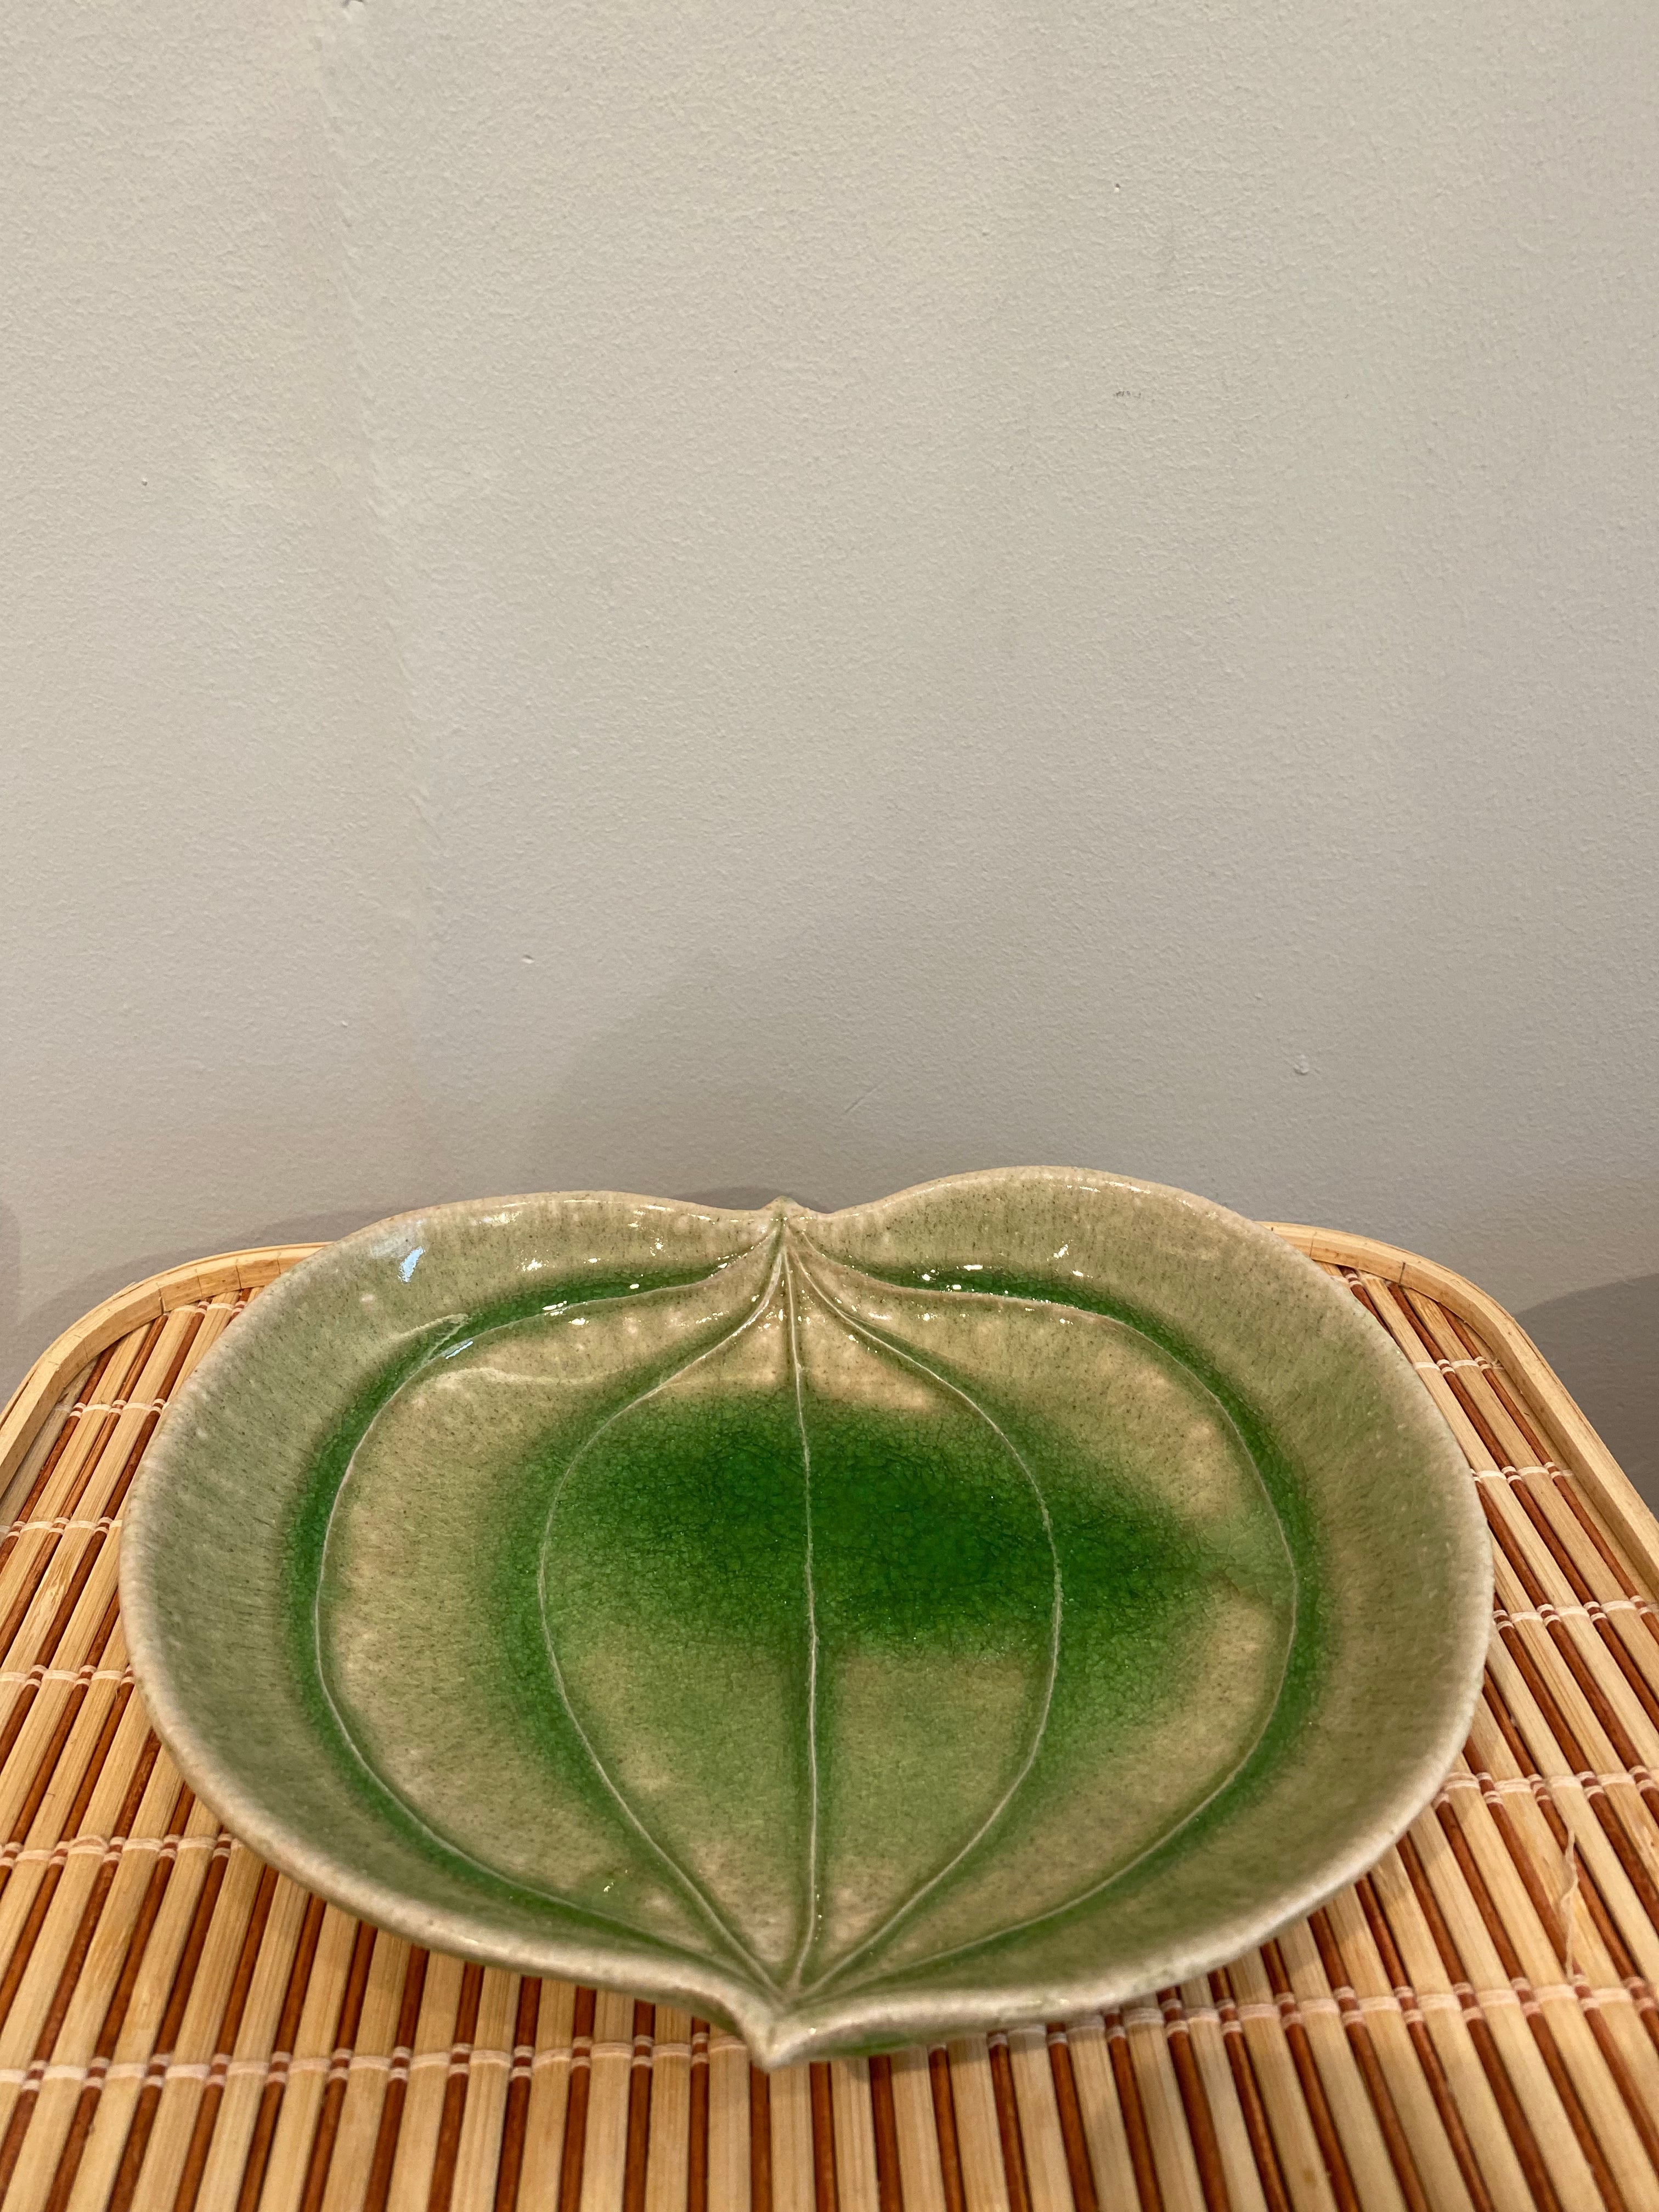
[{"left": 0, "top": 1226, "right": 1656, "bottom": 2212}]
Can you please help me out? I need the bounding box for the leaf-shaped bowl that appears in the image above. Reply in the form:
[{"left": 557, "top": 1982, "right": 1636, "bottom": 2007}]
[{"left": 121, "top": 1168, "right": 1489, "bottom": 2065}]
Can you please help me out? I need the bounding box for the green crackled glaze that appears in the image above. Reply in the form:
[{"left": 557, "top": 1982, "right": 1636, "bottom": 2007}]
[{"left": 121, "top": 1170, "right": 1490, "bottom": 2064}]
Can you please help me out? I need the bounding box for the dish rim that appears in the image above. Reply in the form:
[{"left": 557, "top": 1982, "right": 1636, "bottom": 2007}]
[{"left": 121, "top": 1167, "right": 1493, "bottom": 2064}]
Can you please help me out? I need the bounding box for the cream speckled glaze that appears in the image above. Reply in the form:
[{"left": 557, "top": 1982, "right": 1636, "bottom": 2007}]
[{"left": 121, "top": 1167, "right": 1490, "bottom": 2066}]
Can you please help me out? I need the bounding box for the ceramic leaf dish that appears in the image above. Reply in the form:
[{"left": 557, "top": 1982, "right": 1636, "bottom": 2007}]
[{"left": 121, "top": 1167, "right": 1491, "bottom": 2066}]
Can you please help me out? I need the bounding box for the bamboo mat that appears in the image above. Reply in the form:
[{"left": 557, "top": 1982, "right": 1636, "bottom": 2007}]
[{"left": 1, "top": 1233, "right": 1657, "bottom": 2212}]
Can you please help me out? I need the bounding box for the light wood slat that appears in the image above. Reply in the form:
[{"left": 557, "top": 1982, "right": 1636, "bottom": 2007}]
[
  {"left": 1500, "top": 1477, "right": 1659, "bottom": 1706},
  {"left": 1362, "top": 1844, "right": 1536, "bottom": 2212},
  {"left": 1, "top": 1356, "right": 165, "bottom": 1677},
  {"left": 381, "top": 1949, "right": 465, "bottom": 2212},
  {"left": 641, "top": 2003, "right": 691, "bottom": 2212},
  {"left": 1482, "top": 1468, "right": 1659, "bottom": 1718},
  {"left": 1356, "top": 1277, "right": 1496, "bottom": 1471},
  {"left": 1485, "top": 1510, "right": 1659, "bottom": 1780},
  {"left": 69, "top": 1310, "right": 200, "bottom": 1500},
  {"left": 0, "top": 1362, "right": 94, "bottom": 1532},
  {"left": 0, "top": 1252, "right": 320, "bottom": 1497},
  {"left": 1457, "top": 1709, "right": 1615, "bottom": 1984},
  {"left": 4, "top": 1764, "right": 192, "bottom": 2212},
  {"left": 1223, "top": 1955, "right": 1340, "bottom": 2212},
  {"left": 769, "top": 2062, "right": 815, "bottom": 2212},
  {"left": 1592, "top": 1993, "right": 1659, "bottom": 2168},
  {"left": 1006, "top": 2026, "right": 1073, "bottom": 2210},
  {"left": 1405, "top": 1807, "right": 1600, "bottom": 2210},
  {"left": 1122, "top": 2001, "right": 1207, "bottom": 2212},
  {"left": 517, "top": 1979, "right": 579, "bottom": 2212},
  {"left": 1176, "top": 1980, "right": 1272, "bottom": 2212},
  {"left": 0, "top": 1656, "right": 133, "bottom": 1864},
  {"left": 253, "top": 1902, "right": 359, "bottom": 2212},
  {"left": 10, "top": 1536, "right": 123, "bottom": 1697},
  {"left": 450, "top": 1968, "right": 521, "bottom": 2212},
  {"left": 1442, "top": 1756, "right": 1659, "bottom": 2210},
  {"left": 1500, "top": 1600, "right": 1638, "bottom": 1812},
  {"left": 1062, "top": 2021, "right": 1141, "bottom": 2208},
  {"left": 0, "top": 1531, "right": 100, "bottom": 1683},
  {"left": 12, "top": 1545, "right": 123, "bottom": 1726},
  {"left": 1483, "top": 1635, "right": 1659, "bottom": 1983},
  {"left": 318, "top": 1933, "right": 410, "bottom": 2212},
  {"left": 170, "top": 1298, "right": 240, "bottom": 1386},
  {"left": 0, "top": 1536, "right": 124, "bottom": 1719},
  {"left": 0, "top": 1731, "right": 178, "bottom": 2129},
  {"left": 889, "top": 2047, "right": 948, "bottom": 2212},
  {"left": 0, "top": 1673, "right": 94, "bottom": 1842},
  {"left": 1398, "top": 1293, "right": 1567, "bottom": 1498},
  {"left": 1272, "top": 1924, "right": 1409, "bottom": 2212},
  {"left": 1499, "top": 1446, "right": 1659, "bottom": 1612},
  {"left": 53, "top": 1800, "right": 228, "bottom": 2212},
  {"left": 125, "top": 1840, "right": 271, "bottom": 2212},
  {"left": 707, "top": 2027, "right": 752, "bottom": 2212},
  {"left": 1486, "top": 1654, "right": 1659, "bottom": 1982},
  {"left": 1443, "top": 1756, "right": 1576, "bottom": 1992},
  {"left": 580, "top": 1988, "right": 636, "bottom": 2212},
  {"left": 0, "top": 1329, "right": 153, "bottom": 1561},
  {"left": 1308, "top": 1896, "right": 1474, "bottom": 2212},
  {"left": 946, "top": 2037, "right": 1011, "bottom": 2212},
  {"left": 1458, "top": 1724, "right": 1659, "bottom": 2132},
  {"left": 192, "top": 1872, "right": 314, "bottom": 2209},
  {"left": 828, "top": 2055, "right": 881, "bottom": 2212},
  {"left": 1, "top": 1308, "right": 196, "bottom": 1605}
]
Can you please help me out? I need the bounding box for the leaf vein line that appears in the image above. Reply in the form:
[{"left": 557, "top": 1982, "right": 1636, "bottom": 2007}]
[
  {"left": 311, "top": 1306, "right": 764, "bottom": 1970},
  {"left": 782, "top": 1246, "right": 822, "bottom": 1993},
  {"left": 536, "top": 1233, "right": 788, "bottom": 1993},
  {"left": 841, "top": 1388, "right": 1301, "bottom": 1982},
  {"left": 791, "top": 1251, "right": 1064, "bottom": 1998}
]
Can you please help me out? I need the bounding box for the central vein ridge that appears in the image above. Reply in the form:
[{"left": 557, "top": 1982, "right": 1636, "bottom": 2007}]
[{"left": 782, "top": 1236, "right": 822, "bottom": 1991}]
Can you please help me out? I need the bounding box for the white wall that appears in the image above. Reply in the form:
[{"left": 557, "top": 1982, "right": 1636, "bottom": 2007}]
[{"left": 4, "top": 2, "right": 1656, "bottom": 1423}]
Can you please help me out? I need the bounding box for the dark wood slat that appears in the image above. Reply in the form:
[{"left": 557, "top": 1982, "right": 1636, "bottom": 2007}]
[
  {"left": 1046, "top": 2030, "right": 1099, "bottom": 2212},
  {"left": 985, "top": 2033, "right": 1032, "bottom": 2212},
  {"left": 172, "top": 1862, "right": 283, "bottom": 2212},
  {"left": 809, "top": 2061, "right": 838, "bottom": 2212},
  {"left": 866, "top": 2055, "right": 903, "bottom": 2212},
  {"left": 748, "top": 2051, "right": 772, "bottom": 2212},
  {"left": 362, "top": 1946, "right": 429, "bottom": 2212},
  {"left": 558, "top": 1987, "right": 599, "bottom": 2212},
  {"left": 295, "top": 1918, "right": 379, "bottom": 2212},
  {"left": 1392, "top": 1833, "right": 1562, "bottom": 2212},
  {"left": 1302, "top": 1917, "right": 1431, "bottom": 2212},
  {"left": 625, "top": 2001, "right": 656, "bottom": 2212},
  {"left": 1155, "top": 1992, "right": 1231, "bottom": 2212},
  {"left": 40, "top": 1784, "right": 199, "bottom": 2212},
  {"left": 0, "top": 1342, "right": 124, "bottom": 1559},
  {"left": 232, "top": 1890, "right": 329, "bottom": 2212},
  {"left": 1430, "top": 1804, "right": 1621, "bottom": 2211},
  {"left": 927, "top": 2048, "right": 966, "bottom": 2212},
  {"left": 1207, "top": 1973, "right": 1292, "bottom": 2212},
  {"left": 1102, "top": 2014, "right": 1163, "bottom": 2212},
  {"left": 105, "top": 1833, "right": 237, "bottom": 2212},
  {"left": 426, "top": 1960, "right": 486, "bottom": 2212},
  {"left": 492, "top": 1974, "right": 544, "bottom": 2212},
  {"left": 1257, "top": 1942, "right": 1363, "bottom": 2212}
]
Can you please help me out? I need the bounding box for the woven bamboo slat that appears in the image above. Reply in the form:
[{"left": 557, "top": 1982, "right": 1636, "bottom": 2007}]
[{"left": 0, "top": 1230, "right": 1655, "bottom": 2209}]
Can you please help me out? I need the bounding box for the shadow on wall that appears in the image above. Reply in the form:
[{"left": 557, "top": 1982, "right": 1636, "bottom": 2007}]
[
  {"left": 0, "top": 1203, "right": 403, "bottom": 1402},
  {"left": 1519, "top": 1274, "right": 1659, "bottom": 1514}
]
